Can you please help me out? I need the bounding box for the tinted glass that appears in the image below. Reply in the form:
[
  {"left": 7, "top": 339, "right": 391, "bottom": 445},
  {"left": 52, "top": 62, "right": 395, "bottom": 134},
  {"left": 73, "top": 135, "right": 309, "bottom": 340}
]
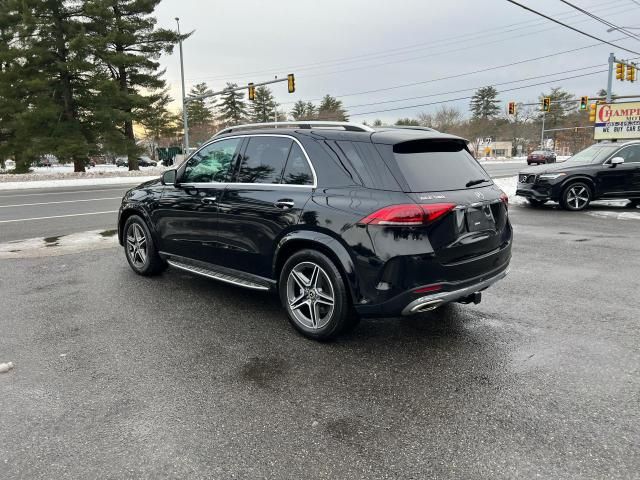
[
  {"left": 181, "top": 138, "right": 241, "bottom": 183},
  {"left": 282, "top": 143, "right": 313, "bottom": 185},
  {"left": 566, "top": 144, "right": 619, "bottom": 164},
  {"left": 236, "top": 137, "right": 293, "bottom": 184},
  {"left": 617, "top": 145, "right": 640, "bottom": 163},
  {"left": 392, "top": 139, "right": 491, "bottom": 192},
  {"left": 336, "top": 141, "right": 399, "bottom": 189}
]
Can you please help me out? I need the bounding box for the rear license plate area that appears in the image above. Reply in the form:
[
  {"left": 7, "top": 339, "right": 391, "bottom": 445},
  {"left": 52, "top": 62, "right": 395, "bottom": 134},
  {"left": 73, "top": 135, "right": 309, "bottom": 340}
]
[{"left": 466, "top": 204, "right": 495, "bottom": 232}]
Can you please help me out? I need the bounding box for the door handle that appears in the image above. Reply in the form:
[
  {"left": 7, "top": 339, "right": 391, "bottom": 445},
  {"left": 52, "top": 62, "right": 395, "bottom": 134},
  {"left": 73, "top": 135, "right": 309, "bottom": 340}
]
[
  {"left": 201, "top": 196, "right": 217, "bottom": 204},
  {"left": 274, "top": 199, "right": 295, "bottom": 209}
]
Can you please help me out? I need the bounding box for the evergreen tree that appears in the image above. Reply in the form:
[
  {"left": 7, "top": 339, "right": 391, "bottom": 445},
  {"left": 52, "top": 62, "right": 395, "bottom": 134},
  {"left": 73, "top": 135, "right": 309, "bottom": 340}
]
[
  {"left": 140, "top": 90, "right": 179, "bottom": 159},
  {"left": 186, "top": 83, "right": 214, "bottom": 126},
  {"left": 85, "top": 0, "right": 180, "bottom": 170},
  {"left": 395, "top": 118, "right": 420, "bottom": 126},
  {"left": 317, "top": 95, "right": 348, "bottom": 121},
  {"left": 217, "top": 83, "right": 247, "bottom": 126},
  {"left": 305, "top": 101, "right": 316, "bottom": 119},
  {"left": 470, "top": 86, "right": 500, "bottom": 119},
  {"left": 291, "top": 100, "right": 307, "bottom": 120},
  {"left": 250, "top": 86, "right": 277, "bottom": 123}
]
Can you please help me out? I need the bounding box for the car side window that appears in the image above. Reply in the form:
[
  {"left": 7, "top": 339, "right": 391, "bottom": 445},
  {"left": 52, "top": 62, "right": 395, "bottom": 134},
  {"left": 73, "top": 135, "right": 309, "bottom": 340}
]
[
  {"left": 617, "top": 145, "right": 640, "bottom": 164},
  {"left": 281, "top": 143, "right": 314, "bottom": 185},
  {"left": 236, "top": 137, "right": 293, "bottom": 184},
  {"left": 181, "top": 138, "right": 242, "bottom": 183}
]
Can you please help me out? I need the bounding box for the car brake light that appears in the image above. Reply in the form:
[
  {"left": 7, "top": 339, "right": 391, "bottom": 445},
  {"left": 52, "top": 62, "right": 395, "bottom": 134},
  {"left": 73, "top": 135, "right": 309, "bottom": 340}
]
[
  {"left": 359, "top": 203, "right": 456, "bottom": 226},
  {"left": 414, "top": 284, "right": 442, "bottom": 294},
  {"left": 499, "top": 192, "right": 509, "bottom": 208}
]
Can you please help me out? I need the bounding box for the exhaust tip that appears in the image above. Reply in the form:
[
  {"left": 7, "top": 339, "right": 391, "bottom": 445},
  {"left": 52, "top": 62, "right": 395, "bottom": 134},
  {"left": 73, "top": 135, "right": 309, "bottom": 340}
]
[{"left": 411, "top": 300, "right": 444, "bottom": 313}]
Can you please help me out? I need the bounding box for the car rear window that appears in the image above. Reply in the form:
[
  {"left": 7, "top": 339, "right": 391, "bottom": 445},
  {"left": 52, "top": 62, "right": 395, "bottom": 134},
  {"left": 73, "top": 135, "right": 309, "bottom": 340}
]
[{"left": 391, "top": 139, "right": 491, "bottom": 192}]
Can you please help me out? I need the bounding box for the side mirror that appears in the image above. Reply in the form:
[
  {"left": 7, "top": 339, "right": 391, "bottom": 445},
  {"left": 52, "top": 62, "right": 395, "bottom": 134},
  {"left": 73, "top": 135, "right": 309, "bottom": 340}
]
[
  {"left": 161, "top": 169, "right": 177, "bottom": 186},
  {"left": 610, "top": 157, "right": 624, "bottom": 167}
]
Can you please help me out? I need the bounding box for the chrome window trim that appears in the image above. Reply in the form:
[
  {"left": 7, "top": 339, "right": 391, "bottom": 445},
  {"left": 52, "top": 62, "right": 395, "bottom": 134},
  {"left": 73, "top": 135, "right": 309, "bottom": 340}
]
[
  {"left": 603, "top": 144, "right": 640, "bottom": 165},
  {"left": 178, "top": 134, "right": 317, "bottom": 188}
]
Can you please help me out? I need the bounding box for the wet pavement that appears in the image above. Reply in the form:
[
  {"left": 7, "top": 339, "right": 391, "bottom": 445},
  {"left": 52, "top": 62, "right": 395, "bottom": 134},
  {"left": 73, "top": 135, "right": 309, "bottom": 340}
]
[{"left": 0, "top": 203, "right": 638, "bottom": 479}]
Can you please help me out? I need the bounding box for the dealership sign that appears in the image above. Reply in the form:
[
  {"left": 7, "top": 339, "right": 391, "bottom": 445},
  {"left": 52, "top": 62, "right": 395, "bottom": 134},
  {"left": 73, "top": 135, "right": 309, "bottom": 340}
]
[{"left": 594, "top": 102, "right": 640, "bottom": 140}]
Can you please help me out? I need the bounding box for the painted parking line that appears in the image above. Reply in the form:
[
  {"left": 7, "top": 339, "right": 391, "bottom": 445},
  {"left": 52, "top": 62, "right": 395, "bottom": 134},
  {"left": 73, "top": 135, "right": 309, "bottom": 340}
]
[
  {"left": 0, "top": 211, "right": 118, "bottom": 224},
  {"left": 0, "top": 197, "right": 121, "bottom": 208}
]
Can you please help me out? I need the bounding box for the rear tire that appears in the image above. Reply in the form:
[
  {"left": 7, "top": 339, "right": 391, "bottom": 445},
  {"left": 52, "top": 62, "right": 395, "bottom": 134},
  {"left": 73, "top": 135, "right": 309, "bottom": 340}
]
[
  {"left": 560, "top": 182, "right": 591, "bottom": 211},
  {"left": 123, "top": 215, "right": 166, "bottom": 276},
  {"left": 279, "top": 249, "right": 353, "bottom": 341}
]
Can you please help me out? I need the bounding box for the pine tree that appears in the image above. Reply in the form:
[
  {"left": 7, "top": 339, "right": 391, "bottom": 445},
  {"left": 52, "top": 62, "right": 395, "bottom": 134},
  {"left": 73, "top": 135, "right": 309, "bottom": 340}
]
[
  {"left": 186, "top": 83, "right": 214, "bottom": 126},
  {"left": 250, "top": 86, "right": 277, "bottom": 123},
  {"left": 470, "top": 86, "right": 500, "bottom": 119},
  {"left": 291, "top": 100, "right": 307, "bottom": 120},
  {"left": 217, "top": 83, "right": 247, "bottom": 126},
  {"left": 85, "top": 0, "right": 180, "bottom": 170},
  {"left": 305, "top": 102, "right": 317, "bottom": 119},
  {"left": 317, "top": 95, "right": 348, "bottom": 121}
]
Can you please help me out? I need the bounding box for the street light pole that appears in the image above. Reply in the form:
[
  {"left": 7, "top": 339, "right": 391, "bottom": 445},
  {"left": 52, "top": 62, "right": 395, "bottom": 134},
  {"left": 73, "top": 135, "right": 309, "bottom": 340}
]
[
  {"left": 176, "top": 17, "right": 189, "bottom": 158},
  {"left": 606, "top": 52, "right": 614, "bottom": 104}
]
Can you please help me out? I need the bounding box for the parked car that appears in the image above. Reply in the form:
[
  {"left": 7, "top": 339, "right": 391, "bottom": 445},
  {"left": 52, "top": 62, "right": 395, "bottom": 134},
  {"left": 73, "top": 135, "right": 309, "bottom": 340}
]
[
  {"left": 116, "top": 156, "right": 157, "bottom": 168},
  {"left": 516, "top": 141, "right": 640, "bottom": 210},
  {"left": 118, "top": 121, "right": 512, "bottom": 340},
  {"left": 527, "top": 150, "right": 556, "bottom": 165}
]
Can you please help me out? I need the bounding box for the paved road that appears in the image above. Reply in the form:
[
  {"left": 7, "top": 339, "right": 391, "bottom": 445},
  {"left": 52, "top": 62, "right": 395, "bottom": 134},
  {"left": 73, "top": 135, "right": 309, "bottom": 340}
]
[
  {"left": 0, "top": 203, "right": 638, "bottom": 479},
  {"left": 482, "top": 160, "right": 527, "bottom": 178},
  {"left": 0, "top": 184, "right": 136, "bottom": 242},
  {"left": 0, "top": 162, "right": 526, "bottom": 243}
]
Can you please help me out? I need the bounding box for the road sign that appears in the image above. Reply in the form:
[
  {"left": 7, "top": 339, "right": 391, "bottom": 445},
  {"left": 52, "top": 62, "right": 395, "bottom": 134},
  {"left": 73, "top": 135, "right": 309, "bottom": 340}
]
[{"left": 594, "top": 101, "right": 640, "bottom": 140}]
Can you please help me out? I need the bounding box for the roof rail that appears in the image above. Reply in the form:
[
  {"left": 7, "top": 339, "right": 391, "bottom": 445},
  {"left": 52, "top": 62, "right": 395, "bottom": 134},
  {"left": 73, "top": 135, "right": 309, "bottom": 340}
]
[{"left": 213, "top": 121, "right": 375, "bottom": 137}]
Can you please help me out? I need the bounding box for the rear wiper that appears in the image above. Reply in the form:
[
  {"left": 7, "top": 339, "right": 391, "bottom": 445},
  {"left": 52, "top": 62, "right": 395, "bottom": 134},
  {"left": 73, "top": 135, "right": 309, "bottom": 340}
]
[{"left": 466, "top": 178, "right": 490, "bottom": 187}]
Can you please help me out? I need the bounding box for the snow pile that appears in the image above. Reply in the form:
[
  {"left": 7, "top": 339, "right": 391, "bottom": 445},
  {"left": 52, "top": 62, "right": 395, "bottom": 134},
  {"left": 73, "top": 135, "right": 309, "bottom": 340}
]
[
  {"left": 586, "top": 210, "right": 640, "bottom": 221},
  {"left": 0, "top": 164, "right": 166, "bottom": 183},
  {"left": 492, "top": 176, "right": 527, "bottom": 206},
  {"left": 0, "top": 229, "right": 119, "bottom": 259},
  {"left": 0, "top": 175, "right": 159, "bottom": 190}
]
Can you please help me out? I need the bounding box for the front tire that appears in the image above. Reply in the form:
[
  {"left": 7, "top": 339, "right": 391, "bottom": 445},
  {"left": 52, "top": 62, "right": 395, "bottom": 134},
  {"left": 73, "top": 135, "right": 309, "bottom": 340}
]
[
  {"left": 560, "top": 182, "right": 591, "bottom": 211},
  {"left": 279, "top": 249, "right": 352, "bottom": 341},
  {"left": 123, "top": 215, "right": 166, "bottom": 276}
]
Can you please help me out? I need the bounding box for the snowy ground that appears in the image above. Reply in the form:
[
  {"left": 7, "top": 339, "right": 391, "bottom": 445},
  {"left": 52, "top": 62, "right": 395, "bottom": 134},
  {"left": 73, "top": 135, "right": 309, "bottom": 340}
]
[
  {"left": 479, "top": 155, "right": 571, "bottom": 164},
  {"left": 0, "top": 175, "right": 160, "bottom": 190}
]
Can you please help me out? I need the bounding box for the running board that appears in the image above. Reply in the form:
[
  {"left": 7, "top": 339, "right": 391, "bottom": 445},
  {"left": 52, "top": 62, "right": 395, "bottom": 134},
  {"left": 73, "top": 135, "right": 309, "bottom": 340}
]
[{"left": 167, "top": 259, "right": 270, "bottom": 291}]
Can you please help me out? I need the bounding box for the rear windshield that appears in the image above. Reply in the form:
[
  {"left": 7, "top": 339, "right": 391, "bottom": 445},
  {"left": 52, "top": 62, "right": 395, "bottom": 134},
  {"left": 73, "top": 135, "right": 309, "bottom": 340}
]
[{"left": 392, "top": 139, "right": 491, "bottom": 192}]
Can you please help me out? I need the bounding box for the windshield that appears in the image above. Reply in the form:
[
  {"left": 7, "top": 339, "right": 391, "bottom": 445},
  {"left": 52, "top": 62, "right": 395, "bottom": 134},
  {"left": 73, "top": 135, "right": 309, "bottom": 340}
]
[
  {"left": 392, "top": 139, "right": 491, "bottom": 192},
  {"left": 566, "top": 144, "right": 618, "bottom": 164}
]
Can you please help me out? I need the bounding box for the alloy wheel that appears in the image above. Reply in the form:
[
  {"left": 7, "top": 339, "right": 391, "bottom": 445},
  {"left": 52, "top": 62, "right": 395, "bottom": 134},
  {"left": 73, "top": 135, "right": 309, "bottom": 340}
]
[
  {"left": 566, "top": 185, "right": 590, "bottom": 210},
  {"left": 126, "top": 223, "right": 148, "bottom": 269},
  {"left": 286, "top": 261, "right": 335, "bottom": 329}
]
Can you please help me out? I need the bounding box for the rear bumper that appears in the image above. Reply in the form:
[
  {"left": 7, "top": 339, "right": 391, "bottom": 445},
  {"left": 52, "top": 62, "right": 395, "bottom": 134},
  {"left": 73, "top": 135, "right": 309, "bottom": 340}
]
[
  {"left": 401, "top": 267, "right": 509, "bottom": 315},
  {"left": 354, "top": 257, "right": 510, "bottom": 318}
]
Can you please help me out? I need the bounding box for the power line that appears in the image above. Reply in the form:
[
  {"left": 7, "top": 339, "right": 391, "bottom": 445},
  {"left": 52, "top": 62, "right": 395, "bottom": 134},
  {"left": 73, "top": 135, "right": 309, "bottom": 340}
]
[
  {"left": 345, "top": 63, "right": 608, "bottom": 110},
  {"left": 279, "top": 35, "right": 630, "bottom": 106},
  {"left": 558, "top": 0, "right": 640, "bottom": 41},
  {"left": 347, "top": 70, "right": 609, "bottom": 117},
  {"left": 505, "top": 0, "right": 640, "bottom": 55},
  {"left": 187, "top": 0, "right": 629, "bottom": 83}
]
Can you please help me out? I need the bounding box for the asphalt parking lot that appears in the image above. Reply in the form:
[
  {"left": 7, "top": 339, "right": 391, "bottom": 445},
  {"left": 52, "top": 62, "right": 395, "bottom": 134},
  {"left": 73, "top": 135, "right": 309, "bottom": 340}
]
[{"left": 0, "top": 202, "right": 639, "bottom": 479}]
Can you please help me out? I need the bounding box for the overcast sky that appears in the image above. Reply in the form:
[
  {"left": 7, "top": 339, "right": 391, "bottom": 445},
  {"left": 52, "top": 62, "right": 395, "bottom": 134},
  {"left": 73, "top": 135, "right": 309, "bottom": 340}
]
[{"left": 153, "top": 0, "right": 640, "bottom": 123}]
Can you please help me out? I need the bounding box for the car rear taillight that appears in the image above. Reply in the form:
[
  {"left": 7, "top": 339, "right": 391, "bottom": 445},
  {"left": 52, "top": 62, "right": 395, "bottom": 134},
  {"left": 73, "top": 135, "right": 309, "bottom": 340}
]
[
  {"left": 499, "top": 192, "right": 509, "bottom": 209},
  {"left": 359, "top": 203, "right": 456, "bottom": 226}
]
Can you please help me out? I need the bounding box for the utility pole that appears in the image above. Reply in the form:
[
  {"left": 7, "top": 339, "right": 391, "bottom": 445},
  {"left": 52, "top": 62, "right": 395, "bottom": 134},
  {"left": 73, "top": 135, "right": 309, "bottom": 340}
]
[
  {"left": 607, "top": 52, "right": 614, "bottom": 103},
  {"left": 540, "top": 111, "right": 545, "bottom": 149},
  {"left": 176, "top": 18, "right": 189, "bottom": 157}
]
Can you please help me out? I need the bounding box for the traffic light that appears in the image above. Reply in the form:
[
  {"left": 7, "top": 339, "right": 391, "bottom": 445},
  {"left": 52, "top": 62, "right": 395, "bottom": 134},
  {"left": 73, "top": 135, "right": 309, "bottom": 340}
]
[
  {"left": 629, "top": 63, "right": 637, "bottom": 82},
  {"left": 287, "top": 73, "right": 295, "bottom": 93},
  {"left": 507, "top": 101, "right": 516, "bottom": 115},
  {"left": 589, "top": 103, "right": 597, "bottom": 122},
  {"left": 248, "top": 83, "right": 256, "bottom": 101},
  {"left": 542, "top": 97, "right": 551, "bottom": 112},
  {"left": 616, "top": 62, "right": 625, "bottom": 80},
  {"left": 579, "top": 96, "right": 588, "bottom": 110}
]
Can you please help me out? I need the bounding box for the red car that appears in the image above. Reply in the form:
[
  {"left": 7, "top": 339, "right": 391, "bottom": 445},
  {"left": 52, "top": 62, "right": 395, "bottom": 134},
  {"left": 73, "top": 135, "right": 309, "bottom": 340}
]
[{"left": 527, "top": 150, "right": 556, "bottom": 165}]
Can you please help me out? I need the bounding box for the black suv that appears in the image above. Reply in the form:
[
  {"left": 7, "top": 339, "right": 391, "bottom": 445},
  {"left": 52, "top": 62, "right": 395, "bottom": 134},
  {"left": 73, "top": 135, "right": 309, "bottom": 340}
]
[
  {"left": 516, "top": 141, "right": 640, "bottom": 210},
  {"left": 118, "top": 122, "right": 512, "bottom": 340}
]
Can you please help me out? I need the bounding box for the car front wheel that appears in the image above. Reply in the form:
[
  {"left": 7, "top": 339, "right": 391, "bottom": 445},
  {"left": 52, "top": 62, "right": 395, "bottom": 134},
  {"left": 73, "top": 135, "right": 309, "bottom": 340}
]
[
  {"left": 279, "top": 249, "right": 353, "bottom": 341},
  {"left": 123, "top": 215, "right": 166, "bottom": 275},
  {"left": 561, "top": 182, "right": 591, "bottom": 211}
]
